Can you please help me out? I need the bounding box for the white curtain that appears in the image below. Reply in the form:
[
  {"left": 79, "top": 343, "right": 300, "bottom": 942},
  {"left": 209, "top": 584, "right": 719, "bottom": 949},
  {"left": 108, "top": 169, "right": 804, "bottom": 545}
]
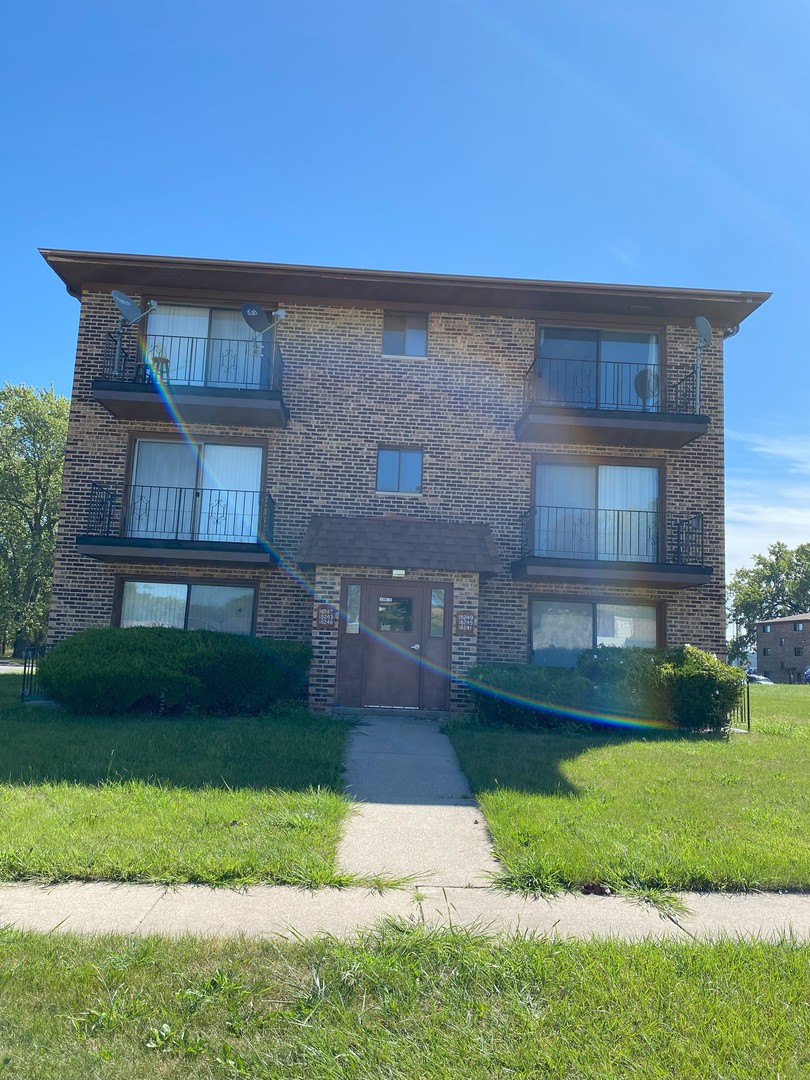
[
  {"left": 120, "top": 582, "right": 187, "bottom": 627},
  {"left": 600, "top": 332, "right": 659, "bottom": 411},
  {"left": 596, "top": 603, "right": 657, "bottom": 647},
  {"left": 208, "top": 310, "right": 262, "bottom": 389},
  {"left": 145, "top": 305, "right": 210, "bottom": 385},
  {"left": 534, "top": 463, "right": 595, "bottom": 558},
  {"left": 129, "top": 441, "right": 199, "bottom": 539},
  {"left": 197, "top": 444, "right": 263, "bottom": 542},
  {"left": 598, "top": 466, "right": 658, "bottom": 561},
  {"left": 531, "top": 600, "right": 593, "bottom": 667}
]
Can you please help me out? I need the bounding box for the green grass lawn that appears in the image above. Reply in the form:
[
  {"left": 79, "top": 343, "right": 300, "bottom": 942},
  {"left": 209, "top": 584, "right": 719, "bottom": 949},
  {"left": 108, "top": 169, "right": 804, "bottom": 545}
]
[
  {"left": 0, "top": 925, "right": 806, "bottom": 1079},
  {"left": 448, "top": 685, "right": 810, "bottom": 893},
  {"left": 0, "top": 676, "right": 354, "bottom": 887}
]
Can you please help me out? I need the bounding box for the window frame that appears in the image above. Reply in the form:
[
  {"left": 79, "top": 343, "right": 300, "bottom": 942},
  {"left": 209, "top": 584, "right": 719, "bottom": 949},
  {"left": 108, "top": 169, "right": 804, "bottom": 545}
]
[
  {"left": 382, "top": 311, "right": 429, "bottom": 358},
  {"left": 114, "top": 575, "right": 258, "bottom": 635},
  {"left": 527, "top": 594, "right": 663, "bottom": 665},
  {"left": 375, "top": 446, "right": 424, "bottom": 495},
  {"left": 530, "top": 452, "right": 666, "bottom": 562},
  {"left": 534, "top": 323, "right": 666, "bottom": 411}
]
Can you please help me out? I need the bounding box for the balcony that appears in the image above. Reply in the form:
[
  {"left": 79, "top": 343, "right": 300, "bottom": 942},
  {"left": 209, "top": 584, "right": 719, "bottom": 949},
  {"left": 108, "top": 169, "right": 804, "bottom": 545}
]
[
  {"left": 76, "top": 482, "right": 277, "bottom": 566},
  {"left": 92, "top": 329, "right": 289, "bottom": 426},
  {"left": 512, "top": 505, "right": 712, "bottom": 587},
  {"left": 515, "top": 358, "right": 708, "bottom": 448}
]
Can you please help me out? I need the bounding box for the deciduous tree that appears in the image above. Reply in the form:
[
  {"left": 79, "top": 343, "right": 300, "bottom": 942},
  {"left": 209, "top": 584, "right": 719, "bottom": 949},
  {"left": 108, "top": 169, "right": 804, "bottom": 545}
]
[
  {"left": 727, "top": 542, "right": 810, "bottom": 662},
  {"left": 0, "top": 385, "right": 69, "bottom": 654}
]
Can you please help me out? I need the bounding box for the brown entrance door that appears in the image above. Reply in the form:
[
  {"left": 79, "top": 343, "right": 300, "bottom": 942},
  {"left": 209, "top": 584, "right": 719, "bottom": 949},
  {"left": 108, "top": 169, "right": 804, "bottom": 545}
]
[
  {"left": 361, "top": 583, "right": 424, "bottom": 707},
  {"left": 335, "top": 579, "right": 453, "bottom": 711}
]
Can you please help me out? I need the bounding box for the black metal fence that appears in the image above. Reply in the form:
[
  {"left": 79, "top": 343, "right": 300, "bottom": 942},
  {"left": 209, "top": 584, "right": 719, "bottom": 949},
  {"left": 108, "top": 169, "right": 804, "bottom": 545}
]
[
  {"left": 524, "top": 358, "right": 697, "bottom": 414},
  {"left": 519, "top": 506, "right": 705, "bottom": 565},
  {"left": 86, "top": 482, "right": 275, "bottom": 544},
  {"left": 100, "top": 330, "right": 284, "bottom": 392},
  {"left": 20, "top": 644, "right": 51, "bottom": 702}
]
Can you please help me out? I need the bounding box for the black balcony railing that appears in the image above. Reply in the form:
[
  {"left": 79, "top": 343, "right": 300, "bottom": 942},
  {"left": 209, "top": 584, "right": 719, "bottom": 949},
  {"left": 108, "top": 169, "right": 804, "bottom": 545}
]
[
  {"left": 100, "top": 329, "right": 284, "bottom": 392},
  {"left": 519, "top": 506, "right": 705, "bottom": 565},
  {"left": 86, "top": 482, "right": 275, "bottom": 544},
  {"left": 523, "top": 358, "right": 697, "bottom": 414}
]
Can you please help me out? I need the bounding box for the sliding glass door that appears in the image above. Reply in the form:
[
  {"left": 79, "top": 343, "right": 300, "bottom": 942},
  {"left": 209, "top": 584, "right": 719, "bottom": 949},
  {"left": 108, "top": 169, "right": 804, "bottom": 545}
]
[
  {"left": 534, "top": 461, "right": 659, "bottom": 562},
  {"left": 129, "top": 441, "right": 263, "bottom": 542},
  {"left": 145, "top": 306, "right": 265, "bottom": 389}
]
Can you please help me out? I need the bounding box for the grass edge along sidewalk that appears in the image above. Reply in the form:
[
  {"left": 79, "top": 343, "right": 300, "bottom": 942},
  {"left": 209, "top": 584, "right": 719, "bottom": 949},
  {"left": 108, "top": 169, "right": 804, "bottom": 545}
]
[
  {"left": 0, "top": 924, "right": 806, "bottom": 1079},
  {"left": 0, "top": 676, "right": 357, "bottom": 889},
  {"left": 447, "top": 684, "right": 810, "bottom": 895}
]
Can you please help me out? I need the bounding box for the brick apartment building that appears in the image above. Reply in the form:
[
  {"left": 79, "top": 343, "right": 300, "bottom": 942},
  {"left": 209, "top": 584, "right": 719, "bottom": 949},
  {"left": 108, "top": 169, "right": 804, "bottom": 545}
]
[
  {"left": 42, "top": 250, "right": 768, "bottom": 712},
  {"left": 755, "top": 614, "right": 810, "bottom": 683}
]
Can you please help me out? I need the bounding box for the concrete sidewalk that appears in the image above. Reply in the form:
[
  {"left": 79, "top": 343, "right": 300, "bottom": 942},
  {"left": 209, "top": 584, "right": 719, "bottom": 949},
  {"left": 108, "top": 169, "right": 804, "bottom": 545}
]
[{"left": 0, "top": 882, "right": 808, "bottom": 941}]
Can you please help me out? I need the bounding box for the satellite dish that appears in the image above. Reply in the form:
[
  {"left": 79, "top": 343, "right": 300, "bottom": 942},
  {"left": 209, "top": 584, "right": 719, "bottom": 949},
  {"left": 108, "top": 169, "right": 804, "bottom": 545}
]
[
  {"left": 634, "top": 368, "right": 660, "bottom": 402},
  {"left": 241, "top": 303, "right": 271, "bottom": 334},
  {"left": 695, "top": 315, "right": 713, "bottom": 347},
  {"left": 112, "top": 290, "right": 147, "bottom": 324}
]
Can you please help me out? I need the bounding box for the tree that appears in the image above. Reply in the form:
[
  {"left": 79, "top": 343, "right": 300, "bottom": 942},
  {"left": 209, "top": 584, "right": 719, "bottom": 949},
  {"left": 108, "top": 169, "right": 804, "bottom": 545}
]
[
  {"left": 727, "top": 542, "right": 810, "bottom": 662},
  {"left": 0, "top": 385, "right": 69, "bottom": 654}
]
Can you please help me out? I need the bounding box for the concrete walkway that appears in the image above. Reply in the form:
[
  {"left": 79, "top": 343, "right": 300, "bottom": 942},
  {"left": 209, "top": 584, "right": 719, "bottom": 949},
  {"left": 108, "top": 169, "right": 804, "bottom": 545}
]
[{"left": 337, "top": 712, "right": 500, "bottom": 886}]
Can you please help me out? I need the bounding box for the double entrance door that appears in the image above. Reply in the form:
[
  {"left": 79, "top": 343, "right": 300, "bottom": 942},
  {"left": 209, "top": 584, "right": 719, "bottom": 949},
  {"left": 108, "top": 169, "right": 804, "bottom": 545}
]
[{"left": 335, "top": 579, "right": 452, "bottom": 710}]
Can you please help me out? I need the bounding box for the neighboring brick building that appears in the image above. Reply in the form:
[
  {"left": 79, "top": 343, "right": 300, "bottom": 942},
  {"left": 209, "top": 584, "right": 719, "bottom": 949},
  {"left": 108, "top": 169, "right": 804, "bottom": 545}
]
[
  {"left": 42, "top": 250, "right": 768, "bottom": 712},
  {"left": 755, "top": 614, "right": 810, "bottom": 683}
]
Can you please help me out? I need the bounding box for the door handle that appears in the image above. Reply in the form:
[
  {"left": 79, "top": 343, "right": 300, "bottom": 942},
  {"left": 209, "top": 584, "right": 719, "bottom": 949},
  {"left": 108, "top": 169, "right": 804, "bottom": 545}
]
[{"left": 410, "top": 643, "right": 421, "bottom": 651}]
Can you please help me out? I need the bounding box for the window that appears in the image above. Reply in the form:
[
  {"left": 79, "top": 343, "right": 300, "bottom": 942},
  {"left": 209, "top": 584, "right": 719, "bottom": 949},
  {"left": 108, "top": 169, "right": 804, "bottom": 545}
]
[
  {"left": 128, "top": 440, "right": 263, "bottom": 542},
  {"left": 762, "top": 647, "right": 771, "bottom": 656},
  {"left": 794, "top": 623, "right": 804, "bottom": 631},
  {"left": 536, "top": 327, "right": 659, "bottom": 411},
  {"left": 779, "top": 637, "right": 785, "bottom": 646},
  {"left": 762, "top": 624, "right": 772, "bottom": 633},
  {"left": 795, "top": 647, "right": 804, "bottom": 657},
  {"left": 530, "top": 599, "right": 657, "bottom": 667},
  {"left": 376, "top": 448, "right": 423, "bottom": 493},
  {"left": 383, "top": 312, "right": 428, "bottom": 356},
  {"left": 532, "top": 460, "right": 659, "bottom": 562},
  {"left": 145, "top": 304, "right": 272, "bottom": 389},
  {"left": 120, "top": 581, "right": 254, "bottom": 634}
]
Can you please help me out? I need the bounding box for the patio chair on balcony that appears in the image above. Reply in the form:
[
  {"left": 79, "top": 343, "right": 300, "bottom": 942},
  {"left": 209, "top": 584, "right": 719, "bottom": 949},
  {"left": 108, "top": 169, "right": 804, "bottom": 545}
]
[{"left": 135, "top": 356, "right": 171, "bottom": 385}]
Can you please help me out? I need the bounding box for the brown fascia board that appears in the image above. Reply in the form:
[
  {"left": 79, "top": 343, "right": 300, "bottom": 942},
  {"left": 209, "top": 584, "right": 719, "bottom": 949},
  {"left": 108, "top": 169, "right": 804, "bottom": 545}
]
[{"left": 39, "top": 248, "right": 771, "bottom": 327}]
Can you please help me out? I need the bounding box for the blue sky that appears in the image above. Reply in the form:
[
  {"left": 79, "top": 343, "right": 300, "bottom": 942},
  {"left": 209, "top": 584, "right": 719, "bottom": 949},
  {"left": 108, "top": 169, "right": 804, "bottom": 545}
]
[{"left": 2, "top": 0, "right": 808, "bottom": 579}]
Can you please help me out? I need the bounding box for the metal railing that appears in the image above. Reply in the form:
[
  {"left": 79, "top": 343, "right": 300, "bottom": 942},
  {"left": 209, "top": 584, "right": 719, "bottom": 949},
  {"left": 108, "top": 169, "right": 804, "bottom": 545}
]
[
  {"left": 100, "top": 330, "right": 284, "bottom": 392},
  {"left": 86, "top": 482, "right": 275, "bottom": 544},
  {"left": 519, "top": 506, "right": 705, "bottom": 564},
  {"left": 20, "top": 644, "right": 51, "bottom": 702},
  {"left": 523, "top": 358, "right": 697, "bottom": 414}
]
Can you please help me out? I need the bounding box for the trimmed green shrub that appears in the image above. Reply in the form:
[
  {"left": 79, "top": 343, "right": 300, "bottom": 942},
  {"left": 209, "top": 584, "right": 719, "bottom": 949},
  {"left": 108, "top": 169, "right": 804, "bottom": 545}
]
[
  {"left": 464, "top": 663, "right": 596, "bottom": 729},
  {"left": 466, "top": 645, "right": 746, "bottom": 732},
  {"left": 38, "top": 628, "right": 312, "bottom": 716}
]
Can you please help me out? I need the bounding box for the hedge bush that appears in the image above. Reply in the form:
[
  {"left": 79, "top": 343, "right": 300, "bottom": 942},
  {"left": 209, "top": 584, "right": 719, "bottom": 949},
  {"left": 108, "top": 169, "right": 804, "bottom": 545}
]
[
  {"left": 465, "top": 645, "right": 746, "bottom": 732},
  {"left": 38, "top": 627, "right": 312, "bottom": 716}
]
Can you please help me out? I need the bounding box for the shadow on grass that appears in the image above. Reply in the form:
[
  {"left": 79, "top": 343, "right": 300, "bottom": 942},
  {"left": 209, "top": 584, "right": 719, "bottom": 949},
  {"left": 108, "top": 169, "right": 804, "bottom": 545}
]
[
  {"left": 446, "top": 719, "right": 727, "bottom": 798},
  {"left": 0, "top": 676, "right": 349, "bottom": 793}
]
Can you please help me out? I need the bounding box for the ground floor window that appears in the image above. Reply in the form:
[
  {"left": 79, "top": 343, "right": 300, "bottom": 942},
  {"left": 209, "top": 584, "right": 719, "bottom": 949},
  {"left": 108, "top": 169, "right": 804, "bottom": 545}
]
[
  {"left": 119, "top": 581, "right": 255, "bottom": 634},
  {"left": 530, "top": 598, "right": 658, "bottom": 667}
]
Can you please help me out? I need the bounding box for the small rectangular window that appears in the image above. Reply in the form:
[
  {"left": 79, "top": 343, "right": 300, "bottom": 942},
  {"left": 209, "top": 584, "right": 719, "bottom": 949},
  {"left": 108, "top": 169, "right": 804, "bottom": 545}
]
[
  {"left": 377, "top": 596, "right": 413, "bottom": 632},
  {"left": 376, "top": 448, "right": 423, "bottom": 493},
  {"left": 383, "top": 312, "right": 428, "bottom": 356},
  {"left": 430, "top": 589, "right": 446, "bottom": 637},
  {"left": 763, "top": 625, "right": 771, "bottom": 633},
  {"left": 762, "top": 647, "right": 770, "bottom": 656},
  {"left": 794, "top": 647, "right": 804, "bottom": 657},
  {"left": 794, "top": 623, "right": 804, "bottom": 631},
  {"left": 779, "top": 637, "right": 785, "bottom": 646},
  {"left": 345, "top": 584, "right": 361, "bottom": 634}
]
